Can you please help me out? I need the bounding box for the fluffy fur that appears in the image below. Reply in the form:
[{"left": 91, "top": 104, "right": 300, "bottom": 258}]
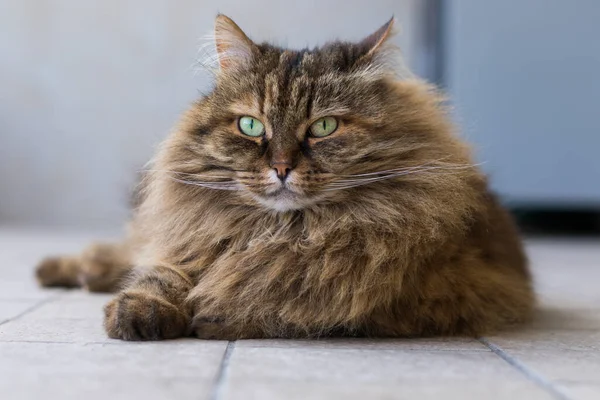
[{"left": 36, "top": 15, "right": 534, "bottom": 340}]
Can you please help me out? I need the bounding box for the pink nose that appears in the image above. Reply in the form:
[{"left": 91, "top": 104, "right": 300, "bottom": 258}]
[{"left": 271, "top": 162, "right": 292, "bottom": 181}]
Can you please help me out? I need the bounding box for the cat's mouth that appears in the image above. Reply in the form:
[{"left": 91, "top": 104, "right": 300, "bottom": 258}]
[
  {"left": 264, "top": 187, "right": 296, "bottom": 198},
  {"left": 254, "top": 187, "right": 309, "bottom": 212},
  {"left": 246, "top": 170, "right": 320, "bottom": 211}
]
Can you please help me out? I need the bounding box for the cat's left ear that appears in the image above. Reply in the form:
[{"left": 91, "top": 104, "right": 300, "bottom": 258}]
[
  {"left": 360, "top": 17, "right": 395, "bottom": 57},
  {"left": 214, "top": 14, "right": 256, "bottom": 71}
]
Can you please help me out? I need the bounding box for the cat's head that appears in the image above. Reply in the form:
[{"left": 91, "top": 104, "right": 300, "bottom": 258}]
[{"left": 159, "top": 15, "right": 471, "bottom": 212}]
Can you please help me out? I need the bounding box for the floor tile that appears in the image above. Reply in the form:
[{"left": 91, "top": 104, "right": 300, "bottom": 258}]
[
  {"left": 487, "top": 330, "right": 600, "bottom": 352},
  {"left": 4, "top": 376, "right": 205, "bottom": 400},
  {"left": 0, "top": 300, "right": 42, "bottom": 324},
  {"left": 0, "top": 316, "right": 110, "bottom": 344},
  {"left": 557, "top": 381, "right": 600, "bottom": 400},
  {"left": 0, "top": 279, "right": 56, "bottom": 300},
  {"left": 504, "top": 350, "right": 600, "bottom": 383},
  {"left": 527, "top": 239, "right": 600, "bottom": 309},
  {"left": 0, "top": 340, "right": 227, "bottom": 400},
  {"left": 222, "top": 380, "right": 554, "bottom": 400},
  {"left": 0, "top": 292, "right": 117, "bottom": 344},
  {"left": 25, "top": 292, "right": 113, "bottom": 320},
  {"left": 222, "top": 346, "right": 554, "bottom": 399}
]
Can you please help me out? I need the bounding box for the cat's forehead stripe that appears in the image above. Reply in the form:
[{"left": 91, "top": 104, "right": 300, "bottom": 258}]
[
  {"left": 263, "top": 73, "right": 315, "bottom": 128},
  {"left": 262, "top": 73, "right": 279, "bottom": 118}
]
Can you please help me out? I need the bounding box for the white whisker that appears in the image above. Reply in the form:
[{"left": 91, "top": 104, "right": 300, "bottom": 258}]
[
  {"left": 336, "top": 161, "right": 483, "bottom": 179},
  {"left": 337, "top": 157, "right": 454, "bottom": 178},
  {"left": 168, "top": 176, "right": 241, "bottom": 191},
  {"left": 143, "top": 169, "right": 237, "bottom": 180},
  {"left": 324, "top": 163, "right": 481, "bottom": 192}
]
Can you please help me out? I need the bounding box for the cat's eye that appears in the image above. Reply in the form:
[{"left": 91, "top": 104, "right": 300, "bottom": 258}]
[
  {"left": 309, "top": 117, "right": 338, "bottom": 137},
  {"left": 238, "top": 116, "right": 265, "bottom": 137}
]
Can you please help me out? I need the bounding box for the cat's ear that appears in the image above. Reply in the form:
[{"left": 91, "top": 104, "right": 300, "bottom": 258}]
[
  {"left": 214, "top": 14, "right": 255, "bottom": 71},
  {"left": 360, "top": 17, "right": 395, "bottom": 57}
]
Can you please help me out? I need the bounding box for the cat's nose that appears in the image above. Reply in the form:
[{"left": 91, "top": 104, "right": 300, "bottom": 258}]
[
  {"left": 271, "top": 162, "right": 292, "bottom": 181},
  {"left": 271, "top": 162, "right": 292, "bottom": 182},
  {"left": 270, "top": 145, "right": 298, "bottom": 182}
]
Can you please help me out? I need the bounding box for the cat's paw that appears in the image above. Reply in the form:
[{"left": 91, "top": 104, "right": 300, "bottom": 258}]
[
  {"left": 35, "top": 243, "right": 128, "bottom": 292},
  {"left": 35, "top": 257, "right": 79, "bottom": 288},
  {"left": 104, "top": 291, "right": 191, "bottom": 341},
  {"left": 77, "top": 244, "right": 127, "bottom": 292}
]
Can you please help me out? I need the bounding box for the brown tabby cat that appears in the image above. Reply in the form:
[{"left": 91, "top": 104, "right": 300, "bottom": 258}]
[{"left": 36, "top": 15, "right": 534, "bottom": 340}]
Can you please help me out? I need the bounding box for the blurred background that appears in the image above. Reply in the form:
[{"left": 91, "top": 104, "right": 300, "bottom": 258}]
[{"left": 1, "top": 0, "right": 599, "bottom": 234}]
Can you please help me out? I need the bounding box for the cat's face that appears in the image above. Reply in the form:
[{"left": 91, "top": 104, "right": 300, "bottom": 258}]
[{"left": 165, "top": 16, "right": 449, "bottom": 212}]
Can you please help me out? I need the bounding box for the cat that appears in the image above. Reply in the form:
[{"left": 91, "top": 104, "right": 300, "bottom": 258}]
[{"left": 36, "top": 14, "right": 534, "bottom": 340}]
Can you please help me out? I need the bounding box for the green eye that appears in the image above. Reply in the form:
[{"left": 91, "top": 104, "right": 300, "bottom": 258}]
[
  {"left": 238, "top": 116, "right": 265, "bottom": 137},
  {"left": 310, "top": 117, "right": 338, "bottom": 137}
]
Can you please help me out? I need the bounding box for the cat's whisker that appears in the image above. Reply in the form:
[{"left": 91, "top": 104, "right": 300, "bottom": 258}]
[
  {"left": 324, "top": 165, "right": 478, "bottom": 191},
  {"left": 327, "top": 169, "right": 430, "bottom": 187},
  {"left": 336, "top": 157, "right": 461, "bottom": 178},
  {"left": 168, "top": 177, "right": 241, "bottom": 191},
  {"left": 144, "top": 169, "right": 238, "bottom": 180},
  {"left": 143, "top": 167, "right": 255, "bottom": 175},
  {"left": 335, "top": 162, "right": 482, "bottom": 180},
  {"left": 173, "top": 182, "right": 238, "bottom": 189},
  {"left": 335, "top": 165, "right": 431, "bottom": 180},
  {"left": 333, "top": 169, "right": 425, "bottom": 184}
]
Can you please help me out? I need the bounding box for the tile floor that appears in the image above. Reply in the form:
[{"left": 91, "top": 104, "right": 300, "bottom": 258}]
[{"left": 0, "top": 228, "right": 598, "bottom": 399}]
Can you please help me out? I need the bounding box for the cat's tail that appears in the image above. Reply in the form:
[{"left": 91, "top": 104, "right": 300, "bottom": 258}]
[{"left": 36, "top": 241, "right": 133, "bottom": 293}]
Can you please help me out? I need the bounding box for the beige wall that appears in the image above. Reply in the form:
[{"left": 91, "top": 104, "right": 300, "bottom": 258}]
[{"left": 0, "top": 0, "right": 422, "bottom": 229}]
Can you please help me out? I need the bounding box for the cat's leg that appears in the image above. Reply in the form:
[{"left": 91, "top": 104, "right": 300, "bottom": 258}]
[
  {"left": 103, "top": 265, "right": 194, "bottom": 341},
  {"left": 36, "top": 242, "right": 132, "bottom": 292}
]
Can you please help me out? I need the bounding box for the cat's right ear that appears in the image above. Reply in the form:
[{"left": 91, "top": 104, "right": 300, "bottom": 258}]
[
  {"left": 214, "top": 14, "right": 255, "bottom": 71},
  {"left": 361, "top": 17, "right": 395, "bottom": 57}
]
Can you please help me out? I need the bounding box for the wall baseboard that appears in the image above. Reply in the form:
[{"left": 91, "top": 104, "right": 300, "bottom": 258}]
[{"left": 510, "top": 207, "right": 600, "bottom": 236}]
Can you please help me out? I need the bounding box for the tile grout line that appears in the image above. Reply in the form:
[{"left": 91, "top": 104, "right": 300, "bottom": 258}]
[
  {"left": 209, "top": 341, "right": 236, "bottom": 400},
  {"left": 478, "top": 337, "right": 572, "bottom": 400},
  {"left": 0, "top": 293, "right": 63, "bottom": 328}
]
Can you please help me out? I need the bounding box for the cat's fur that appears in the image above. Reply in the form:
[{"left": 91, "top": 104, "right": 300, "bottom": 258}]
[{"left": 36, "top": 15, "right": 534, "bottom": 340}]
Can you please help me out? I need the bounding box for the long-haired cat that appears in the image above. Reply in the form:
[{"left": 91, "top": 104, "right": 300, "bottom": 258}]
[{"left": 36, "top": 15, "right": 534, "bottom": 340}]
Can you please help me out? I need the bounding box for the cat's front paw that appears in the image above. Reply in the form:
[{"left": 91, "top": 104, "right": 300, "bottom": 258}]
[
  {"left": 35, "top": 257, "right": 79, "bottom": 288},
  {"left": 104, "top": 291, "right": 190, "bottom": 341}
]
